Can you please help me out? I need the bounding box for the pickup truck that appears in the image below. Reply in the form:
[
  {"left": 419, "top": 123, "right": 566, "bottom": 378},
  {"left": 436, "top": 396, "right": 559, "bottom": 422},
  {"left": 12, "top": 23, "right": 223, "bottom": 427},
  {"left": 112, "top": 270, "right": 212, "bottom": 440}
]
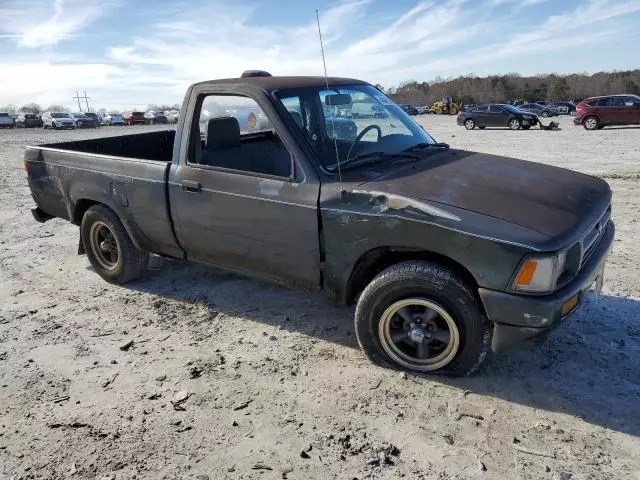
[{"left": 25, "top": 71, "right": 614, "bottom": 376}]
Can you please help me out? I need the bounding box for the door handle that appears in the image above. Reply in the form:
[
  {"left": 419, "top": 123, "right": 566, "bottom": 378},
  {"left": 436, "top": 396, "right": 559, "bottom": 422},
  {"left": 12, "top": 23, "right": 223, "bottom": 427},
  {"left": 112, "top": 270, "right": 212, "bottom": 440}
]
[{"left": 181, "top": 180, "right": 201, "bottom": 193}]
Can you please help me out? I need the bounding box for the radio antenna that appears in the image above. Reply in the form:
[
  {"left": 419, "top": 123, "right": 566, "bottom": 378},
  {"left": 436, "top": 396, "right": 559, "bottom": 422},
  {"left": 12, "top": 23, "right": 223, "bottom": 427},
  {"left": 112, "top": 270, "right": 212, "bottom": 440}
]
[{"left": 316, "top": 9, "right": 343, "bottom": 192}]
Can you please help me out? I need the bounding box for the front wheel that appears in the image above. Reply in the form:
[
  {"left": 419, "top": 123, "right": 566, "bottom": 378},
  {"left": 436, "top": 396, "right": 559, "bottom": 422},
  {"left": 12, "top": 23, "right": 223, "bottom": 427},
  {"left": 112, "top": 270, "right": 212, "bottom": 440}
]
[
  {"left": 464, "top": 118, "right": 476, "bottom": 130},
  {"left": 508, "top": 118, "right": 521, "bottom": 130},
  {"left": 81, "top": 205, "right": 148, "bottom": 284},
  {"left": 540, "top": 111, "right": 549, "bottom": 118},
  {"left": 355, "top": 261, "right": 492, "bottom": 376}
]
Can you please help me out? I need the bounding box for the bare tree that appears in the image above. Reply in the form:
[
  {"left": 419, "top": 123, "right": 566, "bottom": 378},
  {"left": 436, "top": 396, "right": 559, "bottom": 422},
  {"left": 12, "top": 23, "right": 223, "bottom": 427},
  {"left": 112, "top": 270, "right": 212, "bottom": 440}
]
[
  {"left": 0, "top": 104, "right": 18, "bottom": 114},
  {"left": 19, "top": 103, "right": 43, "bottom": 114},
  {"left": 45, "top": 105, "right": 69, "bottom": 113}
]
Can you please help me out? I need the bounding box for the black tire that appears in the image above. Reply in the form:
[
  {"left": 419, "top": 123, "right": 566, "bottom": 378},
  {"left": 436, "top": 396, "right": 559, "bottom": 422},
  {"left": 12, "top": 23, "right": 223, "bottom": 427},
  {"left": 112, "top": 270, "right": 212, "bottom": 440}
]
[
  {"left": 464, "top": 118, "right": 475, "bottom": 130},
  {"left": 583, "top": 116, "right": 599, "bottom": 130},
  {"left": 508, "top": 118, "right": 521, "bottom": 130},
  {"left": 81, "top": 205, "right": 148, "bottom": 284},
  {"left": 355, "top": 261, "right": 492, "bottom": 377},
  {"left": 597, "top": 125, "right": 605, "bottom": 130}
]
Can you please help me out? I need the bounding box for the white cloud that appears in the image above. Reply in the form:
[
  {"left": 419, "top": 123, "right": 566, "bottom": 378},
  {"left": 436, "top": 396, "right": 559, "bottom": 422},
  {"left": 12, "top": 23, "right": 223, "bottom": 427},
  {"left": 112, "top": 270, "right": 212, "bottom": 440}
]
[
  {"left": 0, "top": 0, "right": 110, "bottom": 48},
  {"left": 0, "top": 0, "right": 639, "bottom": 109}
]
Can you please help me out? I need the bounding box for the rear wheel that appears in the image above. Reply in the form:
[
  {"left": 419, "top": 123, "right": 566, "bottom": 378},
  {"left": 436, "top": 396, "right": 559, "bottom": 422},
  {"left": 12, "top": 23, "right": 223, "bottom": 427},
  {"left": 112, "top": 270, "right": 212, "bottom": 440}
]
[
  {"left": 464, "top": 118, "right": 476, "bottom": 130},
  {"left": 540, "top": 111, "right": 549, "bottom": 118},
  {"left": 81, "top": 205, "right": 148, "bottom": 284},
  {"left": 355, "top": 261, "right": 491, "bottom": 377},
  {"left": 508, "top": 118, "right": 521, "bottom": 130},
  {"left": 583, "top": 116, "right": 599, "bottom": 130}
]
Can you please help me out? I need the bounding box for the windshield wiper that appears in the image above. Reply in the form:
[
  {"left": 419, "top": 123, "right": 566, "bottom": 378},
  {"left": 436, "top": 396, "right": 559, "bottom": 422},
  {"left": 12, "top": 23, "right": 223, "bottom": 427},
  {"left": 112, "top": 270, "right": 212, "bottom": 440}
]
[
  {"left": 404, "top": 142, "right": 450, "bottom": 152},
  {"left": 330, "top": 151, "right": 420, "bottom": 171}
]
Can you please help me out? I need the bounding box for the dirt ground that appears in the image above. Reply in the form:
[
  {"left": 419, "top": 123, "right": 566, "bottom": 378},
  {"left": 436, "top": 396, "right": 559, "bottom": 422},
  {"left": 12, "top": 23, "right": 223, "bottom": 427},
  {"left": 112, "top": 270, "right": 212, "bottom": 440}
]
[{"left": 1, "top": 118, "right": 639, "bottom": 480}]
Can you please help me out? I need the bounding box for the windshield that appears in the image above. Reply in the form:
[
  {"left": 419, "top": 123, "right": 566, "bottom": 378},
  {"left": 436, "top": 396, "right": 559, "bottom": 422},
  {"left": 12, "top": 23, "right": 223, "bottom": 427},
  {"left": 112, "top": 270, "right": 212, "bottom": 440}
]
[
  {"left": 51, "top": 113, "right": 69, "bottom": 118},
  {"left": 276, "top": 84, "right": 435, "bottom": 170}
]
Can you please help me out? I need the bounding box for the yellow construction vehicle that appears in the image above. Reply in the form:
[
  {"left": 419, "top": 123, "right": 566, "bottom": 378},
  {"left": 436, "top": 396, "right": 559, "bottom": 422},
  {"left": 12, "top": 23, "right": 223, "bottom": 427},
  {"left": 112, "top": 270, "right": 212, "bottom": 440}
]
[{"left": 430, "top": 96, "right": 461, "bottom": 115}]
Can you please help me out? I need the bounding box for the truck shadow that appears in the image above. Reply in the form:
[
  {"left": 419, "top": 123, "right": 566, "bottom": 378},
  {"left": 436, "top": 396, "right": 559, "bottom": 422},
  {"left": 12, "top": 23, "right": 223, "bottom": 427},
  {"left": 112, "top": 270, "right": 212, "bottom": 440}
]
[{"left": 121, "top": 256, "right": 640, "bottom": 437}]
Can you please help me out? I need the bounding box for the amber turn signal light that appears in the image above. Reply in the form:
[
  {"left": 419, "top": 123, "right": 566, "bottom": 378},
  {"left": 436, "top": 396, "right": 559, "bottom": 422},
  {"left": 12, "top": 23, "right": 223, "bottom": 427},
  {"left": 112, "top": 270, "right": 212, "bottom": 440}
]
[{"left": 561, "top": 294, "right": 579, "bottom": 316}]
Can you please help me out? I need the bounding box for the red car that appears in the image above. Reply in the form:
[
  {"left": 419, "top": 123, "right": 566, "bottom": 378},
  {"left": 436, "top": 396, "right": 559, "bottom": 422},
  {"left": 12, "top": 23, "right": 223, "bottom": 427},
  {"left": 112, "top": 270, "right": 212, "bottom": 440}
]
[
  {"left": 123, "top": 111, "right": 146, "bottom": 125},
  {"left": 574, "top": 94, "right": 640, "bottom": 130}
]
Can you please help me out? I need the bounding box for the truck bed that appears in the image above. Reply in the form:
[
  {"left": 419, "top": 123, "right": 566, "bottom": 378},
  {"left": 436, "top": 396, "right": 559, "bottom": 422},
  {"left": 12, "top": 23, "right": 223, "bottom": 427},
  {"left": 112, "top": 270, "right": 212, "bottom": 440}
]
[
  {"left": 40, "top": 130, "right": 175, "bottom": 162},
  {"left": 25, "top": 129, "right": 183, "bottom": 259}
]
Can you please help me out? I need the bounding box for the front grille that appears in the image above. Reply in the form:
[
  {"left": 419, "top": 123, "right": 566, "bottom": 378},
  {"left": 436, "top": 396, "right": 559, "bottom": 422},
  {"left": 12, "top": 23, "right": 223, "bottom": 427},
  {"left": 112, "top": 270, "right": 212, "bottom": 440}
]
[{"left": 581, "top": 206, "right": 611, "bottom": 266}]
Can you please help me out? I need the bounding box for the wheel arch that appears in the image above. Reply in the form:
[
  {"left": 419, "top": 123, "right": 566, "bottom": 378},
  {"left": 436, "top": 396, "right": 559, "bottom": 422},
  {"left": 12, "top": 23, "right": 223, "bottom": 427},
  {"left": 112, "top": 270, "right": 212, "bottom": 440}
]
[
  {"left": 344, "top": 247, "right": 479, "bottom": 306},
  {"left": 72, "top": 199, "right": 144, "bottom": 251}
]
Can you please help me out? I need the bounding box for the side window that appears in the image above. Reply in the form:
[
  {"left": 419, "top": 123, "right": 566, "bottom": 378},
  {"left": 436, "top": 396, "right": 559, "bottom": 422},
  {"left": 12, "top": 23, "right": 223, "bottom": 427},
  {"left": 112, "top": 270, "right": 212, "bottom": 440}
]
[
  {"left": 489, "top": 105, "right": 503, "bottom": 113},
  {"left": 191, "top": 94, "right": 291, "bottom": 178},
  {"left": 597, "top": 97, "right": 614, "bottom": 107},
  {"left": 618, "top": 96, "right": 635, "bottom": 107},
  {"left": 475, "top": 105, "right": 489, "bottom": 113},
  {"left": 280, "top": 96, "right": 304, "bottom": 130}
]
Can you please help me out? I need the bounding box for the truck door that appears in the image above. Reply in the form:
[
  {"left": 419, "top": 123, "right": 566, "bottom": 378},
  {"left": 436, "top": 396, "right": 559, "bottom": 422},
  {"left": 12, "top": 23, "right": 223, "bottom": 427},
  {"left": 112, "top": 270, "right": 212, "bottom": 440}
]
[{"left": 169, "top": 90, "right": 322, "bottom": 290}]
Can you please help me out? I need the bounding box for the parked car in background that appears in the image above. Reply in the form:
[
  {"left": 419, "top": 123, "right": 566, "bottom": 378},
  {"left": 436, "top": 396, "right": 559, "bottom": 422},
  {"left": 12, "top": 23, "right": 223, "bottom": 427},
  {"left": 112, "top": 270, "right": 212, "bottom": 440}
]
[
  {"left": 512, "top": 99, "right": 525, "bottom": 106},
  {"left": 16, "top": 113, "right": 42, "bottom": 128},
  {"left": 0, "top": 112, "right": 16, "bottom": 128},
  {"left": 42, "top": 112, "right": 75, "bottom": 129},
  {"left": 351, "top": 103, "right": 389, "bottom": 118},
  {"left": 398, "top": 104, "right": 419, "bottom": 115},
  {"left": 85, "top": 112, "right": 101, "bottom": 127},
  {"left": 144, "top": 111, "right": 168, "bottom": 125},
  {"left": 549, "top": 101, "right": 576, "bottom": 115},
  {"left": 103, "top": 112, "right": 126, "bottom": 126},
  {"left": 517, "top": 103, "right": 559, "bottom": 118},
  {"left": 457, "top": 104, "right": 539, "bottom": 130},
  {"left": 123, "top": 111, "right": 146, "bottom": 125},
  {"left": 70, "top": 113, "right": 99, "bottom": 128},
  {"left": 574, "top": 94, "right": 640, "bottom": 130},
  {"left": 165, "top": 110, "right": 180, "bottom": 123}
]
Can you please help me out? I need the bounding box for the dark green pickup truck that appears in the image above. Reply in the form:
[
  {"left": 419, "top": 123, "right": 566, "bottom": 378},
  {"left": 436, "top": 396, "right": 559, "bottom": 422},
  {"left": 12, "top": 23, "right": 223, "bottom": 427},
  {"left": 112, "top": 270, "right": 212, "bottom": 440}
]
[{"left": 25, "top": 71, "right": 614, "bottom": 376}]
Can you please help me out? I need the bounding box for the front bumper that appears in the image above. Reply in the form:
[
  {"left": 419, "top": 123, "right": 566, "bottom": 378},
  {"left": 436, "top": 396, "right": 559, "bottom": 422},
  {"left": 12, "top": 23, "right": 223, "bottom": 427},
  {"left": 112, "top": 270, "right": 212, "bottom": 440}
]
[
  {"left": 573, "top": 117, "right": 583, "bottom": 125},
  {"left": 479, "top": 221, "right": 615, "bottom": 352}
]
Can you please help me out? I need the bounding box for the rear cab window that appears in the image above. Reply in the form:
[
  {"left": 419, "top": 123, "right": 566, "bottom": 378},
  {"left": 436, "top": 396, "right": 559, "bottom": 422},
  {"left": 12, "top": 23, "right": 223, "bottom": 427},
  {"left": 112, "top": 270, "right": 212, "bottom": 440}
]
[{"left": 189, "top": 93, "right": 292, "bottom": 178}]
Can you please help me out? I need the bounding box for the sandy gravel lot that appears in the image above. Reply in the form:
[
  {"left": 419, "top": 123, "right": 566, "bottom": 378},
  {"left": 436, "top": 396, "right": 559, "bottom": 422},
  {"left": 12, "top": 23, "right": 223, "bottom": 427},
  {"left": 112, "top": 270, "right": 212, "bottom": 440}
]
[{"left": 1, "top": 118, "right": 639, "bottom": 480}]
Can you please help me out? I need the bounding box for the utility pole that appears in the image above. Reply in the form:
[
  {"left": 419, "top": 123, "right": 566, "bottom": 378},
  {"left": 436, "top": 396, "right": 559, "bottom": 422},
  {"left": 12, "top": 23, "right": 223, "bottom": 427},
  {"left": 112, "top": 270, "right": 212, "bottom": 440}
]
[
  {"left": 83, "top": 91, "right": 90, "bottom": 112},
  {"left": 72, "top": 91, "right": 91, "bottom": 112},
  {"left": 73, "top": 91, "right": 83, "bottom": 112}
]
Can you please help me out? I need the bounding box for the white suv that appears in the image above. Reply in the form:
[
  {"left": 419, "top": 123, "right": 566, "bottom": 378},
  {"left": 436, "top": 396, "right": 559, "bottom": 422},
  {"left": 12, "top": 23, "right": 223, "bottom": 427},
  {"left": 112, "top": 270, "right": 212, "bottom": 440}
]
[{"left": 42, "top": 112, "right": 76, "bottom": 130}]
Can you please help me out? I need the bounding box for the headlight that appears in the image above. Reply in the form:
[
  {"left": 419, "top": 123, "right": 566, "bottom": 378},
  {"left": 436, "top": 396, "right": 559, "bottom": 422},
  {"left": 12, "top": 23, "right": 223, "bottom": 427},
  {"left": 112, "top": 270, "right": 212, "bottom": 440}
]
[{"left": 511, "top": 252, "right": 567, "bottom": 293}]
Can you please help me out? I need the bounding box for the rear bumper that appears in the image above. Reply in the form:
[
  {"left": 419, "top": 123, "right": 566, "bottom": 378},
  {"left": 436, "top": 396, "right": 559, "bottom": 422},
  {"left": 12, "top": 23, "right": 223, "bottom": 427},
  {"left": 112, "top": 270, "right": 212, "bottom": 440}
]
[
  {"left": 573, "top": 118, "right": 583, "bottom": 125},
  {"left": 479, "top": 221, "right": 615, "bottom": 351}
]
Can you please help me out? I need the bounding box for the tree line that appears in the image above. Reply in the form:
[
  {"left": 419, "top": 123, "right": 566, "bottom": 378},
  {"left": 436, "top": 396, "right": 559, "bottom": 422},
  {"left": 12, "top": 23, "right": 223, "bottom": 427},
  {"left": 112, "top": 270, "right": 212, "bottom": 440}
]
[{"left": 385, "top": 69, "right": 640, "bottom": 106}]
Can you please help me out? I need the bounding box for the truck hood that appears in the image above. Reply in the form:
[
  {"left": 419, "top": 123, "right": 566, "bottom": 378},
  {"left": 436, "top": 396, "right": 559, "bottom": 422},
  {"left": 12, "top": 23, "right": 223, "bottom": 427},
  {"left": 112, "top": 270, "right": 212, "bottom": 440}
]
[{"left": 359, "top": 149, "right": 611, "bottom": 240}]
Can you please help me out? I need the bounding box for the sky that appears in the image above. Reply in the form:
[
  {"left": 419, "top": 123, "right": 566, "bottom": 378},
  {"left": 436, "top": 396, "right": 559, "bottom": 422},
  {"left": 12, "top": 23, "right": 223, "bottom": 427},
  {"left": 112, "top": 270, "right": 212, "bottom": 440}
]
[{"left": 1, "top": 0, "right": 639, "bottom": 111}]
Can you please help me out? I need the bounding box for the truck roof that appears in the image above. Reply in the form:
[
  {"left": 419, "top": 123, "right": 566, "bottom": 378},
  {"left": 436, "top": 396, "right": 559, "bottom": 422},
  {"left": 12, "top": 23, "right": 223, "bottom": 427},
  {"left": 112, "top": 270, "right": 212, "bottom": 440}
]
[{"left": 192, "top": 76, "right": 367, "bottom": 92}]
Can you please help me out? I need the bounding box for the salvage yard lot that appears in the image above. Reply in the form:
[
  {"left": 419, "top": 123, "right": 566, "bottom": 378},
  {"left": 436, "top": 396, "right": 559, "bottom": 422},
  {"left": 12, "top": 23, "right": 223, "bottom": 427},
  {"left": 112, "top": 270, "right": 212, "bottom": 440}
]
[{"left": 1, "top": 118, "right": 639, "bottom": 479}]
